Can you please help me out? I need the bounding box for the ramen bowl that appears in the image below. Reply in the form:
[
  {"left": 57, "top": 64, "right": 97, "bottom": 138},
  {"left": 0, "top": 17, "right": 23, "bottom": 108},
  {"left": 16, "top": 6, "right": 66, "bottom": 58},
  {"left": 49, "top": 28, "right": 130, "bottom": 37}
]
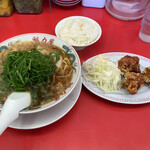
[
  {"left": 55, "top": 16, "right": 102, "bottom": 50},
  {"left": 0, "top": 33, "right": 81, "bottom": 114}
]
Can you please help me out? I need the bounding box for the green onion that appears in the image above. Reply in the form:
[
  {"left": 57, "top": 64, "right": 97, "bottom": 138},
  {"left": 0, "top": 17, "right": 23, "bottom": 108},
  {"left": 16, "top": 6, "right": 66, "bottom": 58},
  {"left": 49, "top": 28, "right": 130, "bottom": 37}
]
[{"left": 0, "top": 47, "right": 60, "bottom": 92}]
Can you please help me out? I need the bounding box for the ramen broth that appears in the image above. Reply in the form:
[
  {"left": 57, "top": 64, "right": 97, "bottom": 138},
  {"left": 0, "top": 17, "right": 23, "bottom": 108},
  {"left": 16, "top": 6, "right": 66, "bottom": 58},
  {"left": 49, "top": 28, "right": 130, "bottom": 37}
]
[{"left": 0, "top": 41, "right": 73, "bottom": 108}]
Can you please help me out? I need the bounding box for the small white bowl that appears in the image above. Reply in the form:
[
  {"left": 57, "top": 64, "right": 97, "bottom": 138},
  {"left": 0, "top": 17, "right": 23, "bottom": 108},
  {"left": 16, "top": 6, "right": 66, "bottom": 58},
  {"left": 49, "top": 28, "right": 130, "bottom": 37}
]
[{"left": 55, "top": 16, "right": 102, "bottom": 50}]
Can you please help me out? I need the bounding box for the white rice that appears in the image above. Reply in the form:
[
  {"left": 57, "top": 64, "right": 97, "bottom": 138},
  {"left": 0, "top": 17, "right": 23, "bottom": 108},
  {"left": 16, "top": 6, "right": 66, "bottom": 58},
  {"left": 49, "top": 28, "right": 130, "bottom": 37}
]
[{"left": 58, "top": 18, "right": 100, "bottom": 46}]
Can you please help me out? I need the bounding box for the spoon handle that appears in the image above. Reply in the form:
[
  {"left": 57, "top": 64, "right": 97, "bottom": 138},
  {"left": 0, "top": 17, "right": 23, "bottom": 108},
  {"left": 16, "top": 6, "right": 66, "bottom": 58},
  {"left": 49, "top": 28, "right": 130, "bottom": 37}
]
[{"left": 0, "top": 92, "right": 31, "bottom": 135}]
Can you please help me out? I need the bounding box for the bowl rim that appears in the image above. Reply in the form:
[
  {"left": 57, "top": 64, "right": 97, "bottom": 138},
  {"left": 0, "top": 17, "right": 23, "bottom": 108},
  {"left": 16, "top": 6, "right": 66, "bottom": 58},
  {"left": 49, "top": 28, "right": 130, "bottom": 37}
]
[
  {"left": 55, "top": 16, "right": 102, "bottom": 47},
  {"left": 0, "top": 33, "right": 81, "bottom": 114}
]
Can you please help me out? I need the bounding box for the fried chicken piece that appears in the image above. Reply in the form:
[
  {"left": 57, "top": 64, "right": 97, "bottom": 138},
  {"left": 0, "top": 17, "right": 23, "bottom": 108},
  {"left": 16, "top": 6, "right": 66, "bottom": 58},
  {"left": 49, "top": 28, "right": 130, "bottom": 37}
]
[
  {"left": 142, "top": 67, "right": 150, "bottom": 86},
  {"left": 122, "top": 72, "right": 144, "bottom": 94},
  {"left": 118, "top": 55, "right": 141, "bottom": 73}
]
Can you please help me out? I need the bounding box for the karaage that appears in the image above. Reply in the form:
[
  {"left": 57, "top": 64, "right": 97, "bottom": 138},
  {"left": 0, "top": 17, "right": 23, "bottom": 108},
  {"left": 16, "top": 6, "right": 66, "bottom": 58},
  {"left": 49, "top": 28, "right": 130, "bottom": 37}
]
[
  {"left": 118, "top": 55, "right": 141, "bottom": 74},
  {"left": 142, "top": 67, "right": 150, "bottom": 86},
  {"left": 122, "top": 72, "right": 144, "bottom": 94}
]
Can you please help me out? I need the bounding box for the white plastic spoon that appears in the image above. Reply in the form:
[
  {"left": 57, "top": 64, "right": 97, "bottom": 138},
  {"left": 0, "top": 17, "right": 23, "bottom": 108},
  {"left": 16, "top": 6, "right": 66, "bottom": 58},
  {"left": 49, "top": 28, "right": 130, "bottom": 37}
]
[{"left": 0, "top": 92, "right": 31, "bottom": 135}]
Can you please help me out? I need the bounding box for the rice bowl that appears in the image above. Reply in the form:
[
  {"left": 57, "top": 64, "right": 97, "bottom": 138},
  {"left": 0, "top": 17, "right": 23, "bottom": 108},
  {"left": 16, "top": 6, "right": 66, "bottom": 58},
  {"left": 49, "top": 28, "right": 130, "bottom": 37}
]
[{"left": 55, "top": 16, "right": 102, "bottom": 50}]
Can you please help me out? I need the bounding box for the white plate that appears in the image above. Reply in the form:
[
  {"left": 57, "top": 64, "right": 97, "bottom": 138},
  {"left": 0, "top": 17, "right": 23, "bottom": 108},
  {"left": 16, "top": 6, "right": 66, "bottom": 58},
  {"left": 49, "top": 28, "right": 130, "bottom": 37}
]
[
  {"left": 82, "top": 52, "right": 150, "bottom": 104},
  {"left": 8, "top": 76, "right": 82, "bottom": 129}
]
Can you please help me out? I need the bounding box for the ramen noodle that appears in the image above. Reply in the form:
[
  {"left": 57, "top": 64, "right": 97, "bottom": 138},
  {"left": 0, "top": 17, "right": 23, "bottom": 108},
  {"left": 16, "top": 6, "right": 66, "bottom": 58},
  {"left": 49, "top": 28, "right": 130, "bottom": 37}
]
[{"left": 0, "top": 41, "right": 73, "bottom": 108}]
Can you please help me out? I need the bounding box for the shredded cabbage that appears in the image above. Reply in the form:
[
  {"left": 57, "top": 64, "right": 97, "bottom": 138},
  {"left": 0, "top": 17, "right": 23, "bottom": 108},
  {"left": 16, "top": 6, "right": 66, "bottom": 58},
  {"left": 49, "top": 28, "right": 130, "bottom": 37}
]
[{"left": 82, "top": 55, "right": 122, "bottom": 93}]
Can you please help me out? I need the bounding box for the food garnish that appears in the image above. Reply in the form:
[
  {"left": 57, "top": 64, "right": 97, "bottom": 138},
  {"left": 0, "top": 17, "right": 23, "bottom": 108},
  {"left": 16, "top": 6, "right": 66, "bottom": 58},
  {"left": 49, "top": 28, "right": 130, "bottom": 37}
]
[
  {"left": 0, "top": 47, "right": 60, "bottom": 91},
  {"left": 82, "top": 55, "right": 122, "bottom": 93}
]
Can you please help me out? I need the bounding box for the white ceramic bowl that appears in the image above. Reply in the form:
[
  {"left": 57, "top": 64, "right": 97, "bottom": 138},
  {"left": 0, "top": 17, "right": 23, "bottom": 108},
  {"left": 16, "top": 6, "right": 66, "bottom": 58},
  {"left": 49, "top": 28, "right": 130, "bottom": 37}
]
[
  {"left": 55, "top": 16, "right": 102, "bottom": 50},
  {"left": 0, "top": 33, "right": 81, "bottom": 114}
]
